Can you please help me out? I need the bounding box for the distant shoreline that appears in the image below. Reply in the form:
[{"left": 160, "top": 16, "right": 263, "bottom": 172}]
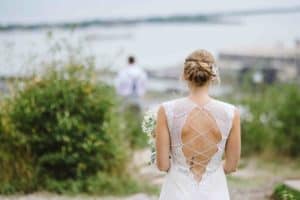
[{"left": 0, "top": 6, "right": 299, "bottom": 32}]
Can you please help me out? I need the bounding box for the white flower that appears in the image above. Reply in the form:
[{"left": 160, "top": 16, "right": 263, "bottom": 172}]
[
  {"left": 141, "top": 107, "right": 158, "bottom": 164},
  {"left": 142, "top": 109, "right": 157, "bottom": 137}
]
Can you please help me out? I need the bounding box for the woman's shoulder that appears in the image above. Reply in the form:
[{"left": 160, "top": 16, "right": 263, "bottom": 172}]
[
  {"left": 159, "top": 97, "right": 188, "bottom": 115},
  {"left": 211, "top": 98, "right": 236, "bottom": 109},
  {"left": 161, "top": 97, "right": 186, "bottom": 108},
  {"left": 209, "top": 98, "right": 237, "bottom": 119}
]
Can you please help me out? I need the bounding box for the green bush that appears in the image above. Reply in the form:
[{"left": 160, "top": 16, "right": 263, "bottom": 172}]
[
  {"left": 238, "top": 93, "right": 275, "bottom": 156},
  {"left": 0, "top": 65, "right": 133, "bottom": 194},
  {"left": 237, "top": 83, "right": 300, "bottom": 157},
  {"left": 122, "top": 104, "right": 148, "bottom": 149},
  {"left": 273, "top": 84, "right": 300, "bottom": 157},
  {"left": 272, "top": 184, "right": 300, "bottom": 200},
  {"left": 0, "top": 101, "right": 37, "bottom": 194}
]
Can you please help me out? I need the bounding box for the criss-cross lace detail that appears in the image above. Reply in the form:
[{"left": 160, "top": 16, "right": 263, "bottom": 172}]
[
  {"left": 162, "top": 97, "right": 235, "bottom": 185},
  {"left": 181, "top": 106, "right": 222, "bottom": 182}
]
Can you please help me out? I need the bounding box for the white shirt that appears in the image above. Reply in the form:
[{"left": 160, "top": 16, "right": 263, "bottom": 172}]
[{"left": 115, "top": 64, "right": 148, "bottom": 97}]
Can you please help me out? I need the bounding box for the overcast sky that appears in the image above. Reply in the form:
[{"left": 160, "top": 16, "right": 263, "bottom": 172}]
[{"left": 0, "top": 0, "right": 299, "bottom": 24}]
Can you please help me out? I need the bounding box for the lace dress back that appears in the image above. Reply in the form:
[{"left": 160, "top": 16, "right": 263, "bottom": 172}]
[
  {"left": 162, "top": 97, "right": 235, "bottom": 185},
  {"left": 181, "top": 105, "right": 222, "bottom": 182}
]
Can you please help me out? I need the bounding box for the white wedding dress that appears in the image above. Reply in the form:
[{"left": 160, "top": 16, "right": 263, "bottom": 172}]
[{"left": 159, "top": 97, "right": 236, "bottom": 200}]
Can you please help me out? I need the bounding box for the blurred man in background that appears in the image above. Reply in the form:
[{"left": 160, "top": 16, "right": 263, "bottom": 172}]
[
  {"left": 115, "top": 55, "right": 148, "bottom": 147},
  {"left": 115, "top": 55, "right": 148, "bottom": 110}
]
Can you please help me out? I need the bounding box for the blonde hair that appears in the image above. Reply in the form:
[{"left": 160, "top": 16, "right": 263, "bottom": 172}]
[{"left": 183, "top": 49, "right": 217, "bottom": 86}]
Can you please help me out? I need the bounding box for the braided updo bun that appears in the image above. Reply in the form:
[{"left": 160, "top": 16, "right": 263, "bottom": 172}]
[{"left": 183, "top": 49, "right": 216, "bottom": 86}]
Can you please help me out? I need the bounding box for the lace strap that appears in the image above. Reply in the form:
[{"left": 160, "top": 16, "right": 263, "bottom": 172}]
[{"left": 161, "top": 101, "right": 174, "bottom": 134}]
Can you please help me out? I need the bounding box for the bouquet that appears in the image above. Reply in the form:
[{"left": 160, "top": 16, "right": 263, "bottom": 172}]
[{"left": 141, "top": 108, "right": 157, "bottom": 164}]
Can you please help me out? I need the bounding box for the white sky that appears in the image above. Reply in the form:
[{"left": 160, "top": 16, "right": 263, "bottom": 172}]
[{"left": 0, "top": 0, "right": 300, "bottom": 24}]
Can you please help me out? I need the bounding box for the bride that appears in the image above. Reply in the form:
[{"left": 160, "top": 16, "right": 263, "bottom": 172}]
[{"left": 155, "top": 49, "right": 241, "bottom": 200}]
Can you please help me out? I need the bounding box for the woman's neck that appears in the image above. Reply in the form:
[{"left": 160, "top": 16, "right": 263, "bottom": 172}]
[{"left": 188, "top": 83, "right": 211, "bottom": 104}]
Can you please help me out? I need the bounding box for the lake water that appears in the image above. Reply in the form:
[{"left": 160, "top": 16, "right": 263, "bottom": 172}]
[{"left": 0, "top": 12, "right": 299, "bottom": 76}]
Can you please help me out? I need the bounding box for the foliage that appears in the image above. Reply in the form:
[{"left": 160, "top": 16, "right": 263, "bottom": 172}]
[
  {"left": 0, "top": 100, "right": 37, "bottom": 194},
  {"left": 236, "top": 83, "right": 300, "bottom": 157},
  {"left": 122, "top": 103, "right": 148, "bottom": 148},
  {"left": 272, "top": 184, "right": 300, "bottom": 200},
  {"left": 0, "top": 65, "right": 135, "bottom": 194},
  {"left": 43, "top": 172, "right": 156, "bottom": 195},
  {"left": 272, "top": 84, "right": 300, "bottom": 157}
]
